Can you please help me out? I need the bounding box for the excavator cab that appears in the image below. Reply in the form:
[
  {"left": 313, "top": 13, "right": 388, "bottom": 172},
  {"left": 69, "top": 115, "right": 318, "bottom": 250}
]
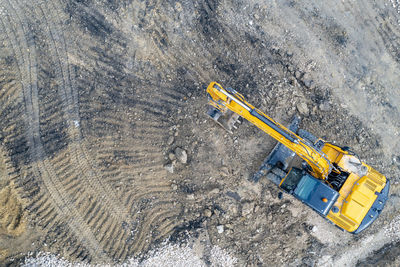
[{"left": 280, "top": 168, "right": 339, "bottom": 216}]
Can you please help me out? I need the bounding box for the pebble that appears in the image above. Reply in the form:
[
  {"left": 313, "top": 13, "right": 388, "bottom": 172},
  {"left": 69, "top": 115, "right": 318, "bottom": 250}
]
[
  {"left": 204, "top": 209, "right": 212, "bottom": 217},
  {"left": 296, "top": 102, "right": 309, "bottom": 116},
  {"left": 303, "top": 79, "right": 313, "bottom": 88},
  {"left": 168, "top": 153, "right": 176, "bottom": 161},
  {"left": 171, "top": 184, "right": 178, "bottom": 190},
  {"left": 164, "top": 163, "right": 174, "bottom": 173},
  {"left": 210, "top": 188, "right": 220, "bottom": 194},
  {"left": 228, "top": 205, "right": 238, "bottom": 216},
  {"left": 167, "top": 136, "right": 174, "bottom": 145},
  {"left": 220, "top": 166, "right": 229, "bottom": 177},
  {"left": 319, "top": 102, "right": 331, "bottom": 111},
  {"left": 217, "top": 225, "right": 224, "bottom": 234},
  {"left": 302, "top": 73, "right": 314, "bottom": 88},
  {"left": 225, "top": 223, "right": 233, "bottom": 229},
  {"left": 174, "top": 147, "right": 187, "bottom": 164},
  {"left": 242, "top": 202, "right": 255, "bottom": 217}
]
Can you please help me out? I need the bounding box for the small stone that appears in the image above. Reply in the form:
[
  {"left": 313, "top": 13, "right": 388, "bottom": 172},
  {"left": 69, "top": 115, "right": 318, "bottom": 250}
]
[
  {"left": 174, "top": 147, "right": 187, "bottom": 164},
  {"left": 242, "top": 202, "right": 255, "bottom": 217},
  {"left": 220, "top": 166, "right": 229, "bottom": 177},
  {"left": 312, "top": 106, "right": 318, "bottom": 115},
  {"left": 168, "top": 153, "right": 176, "bottom": 161},
  {"left": 210, "top": 188, "right": 220, "bottom": 194},
  {"left": 303, "top": 79, "right": 313, "bottom": 88},
  {"left": 319, "top": 102, "right": 331, "bottom": 111},
  {"left": 228, "top": 205, "right": 238, "bottom": 216},
  {"left": 204, "top": 209, "right": 212, "bottom": 217},
  {"left": 296, "top": 102, "right": 309, "bottom": 116},
  {"left": 217, "top": 225, "right": 224, "bottom": 234},
  {"left": 167, "top": 136, "right": 174, "bottom": 145},
  {"left": 295, "top": 71, "right": 302, "bottom": 79},
  {"left": 164, "top": 163, "right": 174, "bottom": 173},
  {"left": 302, "top": 73, "right": 314, "bottom": 88},
  {"left": 171, "top": 184, "right": 178, "bottom": 190},
  {"left": 357, "top": 136, "right": 365, "bottom": 143},
  {"left": 187, "top": 194, "right": 195, "bottom": 200}
]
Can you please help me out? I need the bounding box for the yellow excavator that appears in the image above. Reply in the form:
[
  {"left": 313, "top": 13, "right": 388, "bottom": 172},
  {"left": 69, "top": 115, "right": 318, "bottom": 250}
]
[{"left": 206, "top": 82, "right": 389, "bottom": 233}]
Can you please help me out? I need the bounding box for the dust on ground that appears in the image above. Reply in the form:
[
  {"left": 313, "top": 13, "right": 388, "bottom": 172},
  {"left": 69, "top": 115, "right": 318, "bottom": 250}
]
[{"left": 0, "top": 0, "right": 399, "bottom": 266}]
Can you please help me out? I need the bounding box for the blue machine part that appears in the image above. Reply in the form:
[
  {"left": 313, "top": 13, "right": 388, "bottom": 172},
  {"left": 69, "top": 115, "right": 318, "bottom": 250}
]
[{"left": 293, "top": 174, "right": 339, "bottom": 216}]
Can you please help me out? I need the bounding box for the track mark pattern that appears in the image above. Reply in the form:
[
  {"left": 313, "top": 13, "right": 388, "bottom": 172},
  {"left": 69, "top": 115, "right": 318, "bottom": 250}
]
[{"left": 0, "top": 0, "right": 190, "bottom": 263}]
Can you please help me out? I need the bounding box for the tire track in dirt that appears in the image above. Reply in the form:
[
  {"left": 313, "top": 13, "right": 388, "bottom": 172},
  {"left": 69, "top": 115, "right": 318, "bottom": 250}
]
[
  {"left": 0, "top": 0, "right": 109, "bottom": 262},
  {"left": 30, "top": 1, "right": 136, "bottom": 257},
  {"left": 42, "top": 0, "right": 185, "bottom": 259},
  {"left": 39, "top": 0, "right": 133, "bottom": 222},
  {"left": 2, "top": 0, "right": 203, "bottom": 262},
  {"left": 70, "top": 16, "right": 186, "bottom": 257}
]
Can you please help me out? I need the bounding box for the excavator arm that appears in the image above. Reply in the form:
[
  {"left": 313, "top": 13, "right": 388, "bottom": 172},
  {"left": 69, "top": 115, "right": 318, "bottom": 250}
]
[{"left": 206, "top": 81, "right": 332, "bottom": 180}]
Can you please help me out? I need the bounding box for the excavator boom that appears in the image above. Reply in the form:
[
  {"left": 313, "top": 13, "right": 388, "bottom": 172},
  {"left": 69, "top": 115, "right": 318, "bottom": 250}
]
[{"left": 207, "top": 82, "right": 331, "bottom": 179}]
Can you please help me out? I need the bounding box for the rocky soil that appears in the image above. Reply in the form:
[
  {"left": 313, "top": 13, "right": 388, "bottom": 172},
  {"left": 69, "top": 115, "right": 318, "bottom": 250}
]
[{"left": 0, "top": 0, "right": 399, "bottom": 266}]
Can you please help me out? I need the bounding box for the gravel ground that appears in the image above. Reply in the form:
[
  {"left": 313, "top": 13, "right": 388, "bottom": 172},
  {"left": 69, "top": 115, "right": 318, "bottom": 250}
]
[
  {"left": 23, "top": 238, "right": 237, "bottom": 267},
  {"left": 0, "top": 0, "right": 399, "bottom": 266}
]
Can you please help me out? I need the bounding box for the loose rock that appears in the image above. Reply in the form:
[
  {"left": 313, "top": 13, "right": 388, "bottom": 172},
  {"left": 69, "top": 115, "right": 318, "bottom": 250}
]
[
  {"left": 296, "top": 102, "right": 309, "bottom": 116},
  {"left": 319, "top": 102, "right": 331, "bottom": 112},
  {"left": 204, "top": 209, "right": 212, "bottom": 217},
  {"left": 220, "top": 166, "right": 229, "bottom": 177},
  {"left": 167, "top": 136, "right": 174, "bottom": 145},
  {"left": 217, "top": 225, "right": 224, "bottom": 234},
  {"left": 242, "top": 202, "right": 255, "bottom": 217},
  {"left": 303, "top": 79, "right": 313, "bottom": 88},
  {"left": 210, "top": 188, "right": 220, "bottom": 195},
  {"left": 164, "top": 163, "right": 174, "bottom": 173},
  {"left": 174, "top": 147, "right": 187, "bottom": 164},
  {"left": 168, "top": 153, "right": 176, "bottom": 161}
]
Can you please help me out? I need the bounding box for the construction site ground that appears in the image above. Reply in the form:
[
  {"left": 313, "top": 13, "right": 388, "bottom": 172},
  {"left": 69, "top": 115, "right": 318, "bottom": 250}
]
[{"left": 0, "top": 0, "right": 399, "bottom": 266}]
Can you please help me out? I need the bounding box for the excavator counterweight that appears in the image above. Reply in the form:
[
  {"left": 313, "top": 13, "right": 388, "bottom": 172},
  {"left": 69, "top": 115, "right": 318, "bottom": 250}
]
[{"left": 206, "top": 82, "right": 389, "bottom": 233}]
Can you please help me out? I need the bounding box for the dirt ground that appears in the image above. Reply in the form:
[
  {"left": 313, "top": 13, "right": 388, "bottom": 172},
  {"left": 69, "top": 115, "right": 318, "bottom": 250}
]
[{"left": 0, "top": 0, "right": 399, "bottom": 266}]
